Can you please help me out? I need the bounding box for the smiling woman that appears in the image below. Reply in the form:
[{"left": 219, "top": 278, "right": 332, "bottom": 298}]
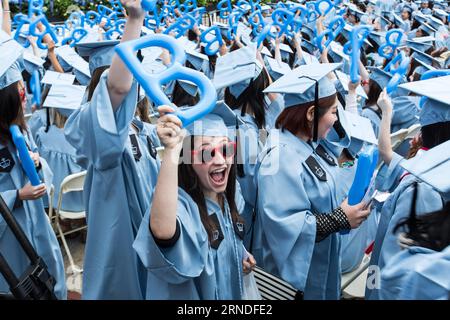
[{"left": 133, "top": 101, "right": 256, "bottom": 300}]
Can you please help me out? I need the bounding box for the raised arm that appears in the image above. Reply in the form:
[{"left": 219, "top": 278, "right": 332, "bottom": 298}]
[
  {"left": 377, "top": 89, "right": 394, "bottom": 165},
  {"left": 2, "top": 0, "right": 11, "bottom": 35},
  {"left": 107, "top": 0, "right": 145, "bottom": 111},
  {"left": 150, "top": 106, "right": 185, "bottom": 240}
]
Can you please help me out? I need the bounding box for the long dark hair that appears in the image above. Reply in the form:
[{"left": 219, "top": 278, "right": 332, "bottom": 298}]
[
  {"left": 87, "top": 65, "right": 109, "bottom": 102},
  {"left": 364, "top": 79, "right": 382, "bottom": 112},
  {"left": 421, "top": 121, "right": 450, "bottom": 149},
  {"left": 394, "top": 185, "right": 450, "bottom": 252},
  {"left": 0, "top": 81, "right": 27, "bottom": 145},
  {"left": 178, "top": 137, "right": 243, "bottom": 242},
  {"left": 225, "top": 68, "right": 270, "bottom": 130}
]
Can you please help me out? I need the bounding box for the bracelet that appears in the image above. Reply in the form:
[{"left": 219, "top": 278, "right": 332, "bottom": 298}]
[{"left": 3, "top": 10, "right": 11, "bottom": 13}]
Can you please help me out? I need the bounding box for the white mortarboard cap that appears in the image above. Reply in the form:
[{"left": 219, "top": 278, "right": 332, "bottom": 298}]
[
  {"left": 264, "top": 63, "right": 341, "bottom": 107},
  {"left": 400, "top": 140, "right": 450, "bottom": 193},
  {"left": 22, "top": 51, "right": 45, "bottom": 75},
  {"left": 0, "top": 39, "right": 25, "bottom": 90},
  {"left": 186, "top": 48, "right": 209, "bottom": 71},
  {"left": 41, "top": 71, "right": 75, "bottom": 86},
  {"left": 43, "top": 84, "right": 86, "bottom": 117},
  {"left": 399, "top": 75, "right": 450, "bottom": 126}
]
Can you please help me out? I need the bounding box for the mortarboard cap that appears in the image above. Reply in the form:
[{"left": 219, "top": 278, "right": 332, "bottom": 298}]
[
  {"left": 75, "top": 40, "right": 119, "bottom": 75},
  {"left": 334, "top": 70, "right": 368, "bottom": 99},
  {"left": 400, "top": 140, "right": 450, "bottom": 193},
  {"left": 266, "top": 57, "right": 291, "bottom": 81},
  {"left": 399, "top": 75, "right": 450, "bottom": 126},
  {"left": 185, "top": 100, "right": 244, "bottom": 139},
  {"left": 213, "top": 44, "right": 263, "bottom": 98},
  {"left": 0, "top": 39, "right": 24, "bottom": 90},
  {"left": 263, "top": 63, "right": 341, "bottom": 107},
  {"left": 41, "top": 71, "right": 75, "bottom": 86},
  {"left": 43, "top": 84, "right": 86, "bottom": 117}
]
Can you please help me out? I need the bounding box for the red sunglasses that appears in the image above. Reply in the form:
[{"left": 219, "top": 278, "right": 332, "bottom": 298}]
[
  {"left": 18, "top": 86, "right": 26, "bottom": 101},
  {"left": 191, "top": 141, "right": 237, "bottom": 163}
]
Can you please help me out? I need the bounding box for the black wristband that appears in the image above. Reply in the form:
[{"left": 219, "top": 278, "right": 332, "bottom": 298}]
[
  {"left": 151, "top": 220, "right": 181, "bottom": 248},
  {"left": 313, "top": 207, "right": 351, "bottom": 242}
]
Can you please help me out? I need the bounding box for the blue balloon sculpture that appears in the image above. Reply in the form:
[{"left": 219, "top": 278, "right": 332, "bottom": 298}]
[
  {"left": 344, "top": 25, "right": 372, "bottom": 83},
  {"left": 164, "top": 14, "right": 197, "bottom": 38},
  {"left": 348, "top": 145, "right": 378, "bottom": 206},
  {"left": 200, "top": 26, "right": 224, "bottom": 56},
  {"left": 115, "top": 34, "right": 217, "bottom": 127},
  {"left": 28, "top": 15, "right": 59, "bottom": 50},
  {"left": 30, "top": 70, "right": 41, "bottom": 108},
  {"left": 378, "top": 29, "right": 403, "bottom": 60},
  {"left": 142, "top": 0, "right": 158, "bottom": 12},
  {"left": 315, "top": 16, "right": 345, "bottom": 52},
  {"left": 61, "top": 28, "right": 88, "bottom": 47},
  {"left": 384, "top": 51, "right": 410, "bottom": 94}
]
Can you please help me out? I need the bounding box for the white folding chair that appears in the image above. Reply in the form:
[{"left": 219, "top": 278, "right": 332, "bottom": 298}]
[{"left": 51, "top": 171, "right": 87, "bottom": 284}]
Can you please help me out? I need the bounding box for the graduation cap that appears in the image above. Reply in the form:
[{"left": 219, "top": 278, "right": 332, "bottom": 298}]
[
  {"left": 301, "top": 38, "right": 317, "bottom": 54},
  {"left": 401, "top": 4, "right": 414, "bottom": 14},
  {"left": 264, "top": 63, "right": 341, "bottom": 141},
  {"left": 185, "top": 100, "right": 244, "bottom": 139},
  {"left": 418, "top": 23, "right": 437, "bottom": 36},
  {"left": 22, "top": 51, "right": 45, "bottom": 75},
  {"left": 279, "top": 42, "right": 294, "bottom": 61},
  {"left": 400, "top": 140, "right": 450, "bottom": 193},
  {"left": 405, "top": 39, "right": 434, "bottom": 52},
  {"left": 213, "top": 44, "right": 263, "bottom": 98},
  {"left": 329, "top": 41, "right": 350, "bottom": 63},
  {"left": 426, "top": 15, "right": 445, "bottom": 30},
  {"left": 260, "top": 46, "right": 273, "bottom": 57},
  {"left": 342, "top": 109, "right": 378, "bottom": 157},
  {"left": 398, "top": 75, "right": 450, "bottom": 127},
  {"left": 0, "top": 39, "right": 25, "bottom": 90},
  {"left": 413, "top": 12, "right": 428, "bottom": 25},
  {"left": 411, "top": 48, "right": 443, "bottom": 68},
  {"left": 75, "top": 40, "right": 120, "bottom": 75},
  {"left": 334, "top": 70, "right": 368, "bottom": 99},
  {"left": 41, "top": 70, "right": 76, "bottom": 86},
  {"left": 433, "top": 9, "right": 449, "bottom": 20},
  {"left": 393, "top": 13, "right": 407, "bottom": 29},
  {"left": 266, "top": 57, "right": 292, "bottom": 80},
  {"left": 178, "top": 79, "right": 199, "bottom": 97},
  {"left": 185, "top": 48, "right": 209, "bottom": 71},
  {"left": 43, "top": 84, "right": 87, "bottom": 117},
  {"left": 54, "top": 45, "right": 91, "bottom": 81},
  {"left": 369, "top": 67, "right": 394, "bottom": 88},
  {"left": 369, "top": 31, "right": 387, "bottom": 47},
  {"left": 301, "top": 25, "right": 316, "bottom": 40}
]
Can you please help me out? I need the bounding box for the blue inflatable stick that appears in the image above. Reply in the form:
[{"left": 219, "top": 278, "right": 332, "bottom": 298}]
[
  {"left": 384, "top": 51, "right": 410, "bottom": 94},
  {"left": 105, "top": 19, "right": 127, "bottom": 40},
  {"left": 30, "top": 70, "right": 41, "bottom": 108},
  {"left": 142, "top": 0, "right": 158, "bottom": 12},
  {"left": 348, "top": 145, "right": 378, "bottom": 206},
  {"left": 315, "top": 0, "right": 334, "bottom": 17},
  {"left": 315, "top": 16, "right": 345, "bottom": 52},
  {"left": 86, "top": 11, "right": 100, "bottom": 27},
  {"left": 217, "top": 0, "right": 233, "bottom": 19},
  {"left": 29, "top": 15, "right": 59, "bottom": 50},
  {"left": 61, "top": 28, "right": 88, "bottom": 47},
  {"left": 115, "top": 34, "right": 217, "bottom": 127},
  {"left": 164, "top": 14, "right": 196, "bottom": 38},
  {"left": 9, "top": 125, "right": 41, "bottom": 186},
  {"left": 28, "top": 0, "right": 44, "bottom": 17},
  {"left": 271, "top": 8, "right": 295, "bottom": 38}
]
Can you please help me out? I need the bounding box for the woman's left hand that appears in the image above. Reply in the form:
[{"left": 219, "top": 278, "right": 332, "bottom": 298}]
[{"left": 242, "top": 252, "right": 257, "bottom": 274}]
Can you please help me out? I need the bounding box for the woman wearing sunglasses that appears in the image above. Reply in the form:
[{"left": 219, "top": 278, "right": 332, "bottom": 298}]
[
  {"left": 0, "top": 47, "right": 66, "bottom": 299},
  {"left": 134, "top": 102, "right": 256, "bottom": 300}
]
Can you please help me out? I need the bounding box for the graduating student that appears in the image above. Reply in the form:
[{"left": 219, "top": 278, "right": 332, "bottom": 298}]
[
  {"left": 379, "top": 143, "right": 450, "bottom": 300},
  {"left": 133, "top": 103, "right": 256, "bottom": 300},
  {"left": 64, "top": 0, "right": 160, "bottom": 300},
  {"left": 0, "top": 40, "right": 66, "bottom": 299},
  {"left": 366, "top": 75, "right": 450, "bottom": 300},
  {"left": 256, "top": 63, "right": 371, "bottom": 299}
]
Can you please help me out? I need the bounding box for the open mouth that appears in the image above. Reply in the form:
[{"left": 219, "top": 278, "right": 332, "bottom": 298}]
[{"left": 209, "top": 167, "right": 227, "bottom": 185}]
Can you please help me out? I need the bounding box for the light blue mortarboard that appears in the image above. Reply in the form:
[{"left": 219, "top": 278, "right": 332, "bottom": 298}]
[
  {"left": 411, "top": 48, "right": 443, "bottom": 68},
  {"left": 54, "top": 45, "right": 91, "bottom": 82},
  {"left": 369, "top": 66, "right": 393, "bottom": 88},
  {"left": 427, "top": 15, "right": 445, "bottom": 30},
  {"left": 43, "top": 84, "right": 87, "bottom": 117},
  {"left": 185, "top": 48, "right": 209, "bottom": 71},
  {"left": 266, "top": 57, "right": 291, "bottom": 81},
  {"left": 418, "top": 23, "right": 437, "bottom": 36},
  {"left": 263, "top": 63, "right": 341, "bottom": 107},
  {"left": 75, "top": 40, "right": 119, "bottom": 75},
  {"left": 178, "top": 79, "right": 199, "bottom": 97},
  {"left": 400, "top": 140, "right": 450, "bottom": 193},
  {"left": 342, "top": 109, "right": 378, "bottom": 157},
  {"left": 213, "top": 44, "right": 263, "bottom": 98},
  {"left": 0, "top": 39, "right": 25, "bottom": 90},
  {"left": 22, "top": 51, "right": 45, "bottom": 75},
  {"left": 279, "top": 42, "right": 293, "bottom": 61},
  {"left": 334, "top": 70, "right": 368, "bottom": 99},
  {"left": 185, "top": 100, "right": 244, "bottom": 139},
  {"left": 301, "top": 38, "right": 316, "bottom": 54},
  {"left": 399, "top": 75, "right": 450, "bottom": 127},
  {"left": 434, "top": 9, "right": 449, "bottom": 20},
  {"left": 406, "top": 39, "right": 434, "bottom": 52},
  {"left": 369, "top": 31, "right": 386, "bottom": 47},
  {"left": 413, "top": 12, "right": 429, "bottom": 24}
]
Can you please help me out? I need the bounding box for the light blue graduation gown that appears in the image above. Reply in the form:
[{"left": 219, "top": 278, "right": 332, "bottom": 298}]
[
  {"left": 35, "top": 125, "right": 84, "bottom": 212},
  {"left": 0, "top": 138, "right": 66, "bottom": 299},
  {"left": 133, "top": 189, "right": 244, "bottom": 300},
  {"left": 361, "top": 106, "right": 381, "bottom": 138},
  {"left": 27, "top": 109, "right": 47, "bottom": 141},
  {"left": 255, "top": 129, "right": 342, "bottom": 299},
  {"left": 235, "top": 113, "right": 263, "bottom": 259},
  {"left": 380, "top": 245, "right": 450, "bottom": 300},
  {"left": 64, "top": 70, "right": 161, "bottom": 300},
  {"left": 366, "top": 174, "right": 446, "bottom": 300}
]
